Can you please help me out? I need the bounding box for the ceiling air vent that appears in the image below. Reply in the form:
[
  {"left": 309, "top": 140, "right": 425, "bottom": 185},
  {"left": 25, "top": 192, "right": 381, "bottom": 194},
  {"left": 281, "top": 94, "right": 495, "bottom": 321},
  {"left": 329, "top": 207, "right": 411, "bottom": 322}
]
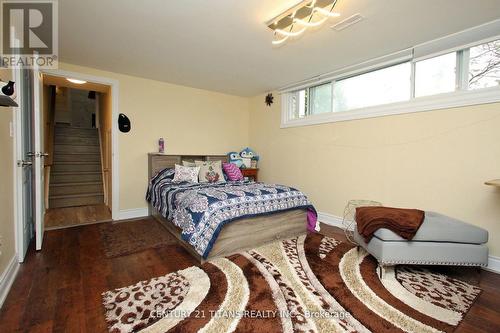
[{"left": 331, "top": 13, "right": 364, "bottom": 31}]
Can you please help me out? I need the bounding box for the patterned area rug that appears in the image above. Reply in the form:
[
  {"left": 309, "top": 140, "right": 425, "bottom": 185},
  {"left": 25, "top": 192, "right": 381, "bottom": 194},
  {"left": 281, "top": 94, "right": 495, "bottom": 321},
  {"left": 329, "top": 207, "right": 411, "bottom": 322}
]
[
  {"left": 102, "top": 233, "right": 481, "bottom": 332},
  {"left": 99, "top": 218, "right": 177, "bottom": 258}
]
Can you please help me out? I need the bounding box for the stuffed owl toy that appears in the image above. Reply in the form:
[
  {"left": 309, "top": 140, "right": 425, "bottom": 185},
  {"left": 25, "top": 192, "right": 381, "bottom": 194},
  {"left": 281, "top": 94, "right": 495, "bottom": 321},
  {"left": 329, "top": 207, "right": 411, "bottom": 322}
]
[
  {"left": 227, "top": 152, "right": 244, "bottom": 168},
  {"left": 239, "top": 147, "right": 259, "bottom": 168},
  {"left": 239, "top": 147, "right": 259, "bottom": 161}
]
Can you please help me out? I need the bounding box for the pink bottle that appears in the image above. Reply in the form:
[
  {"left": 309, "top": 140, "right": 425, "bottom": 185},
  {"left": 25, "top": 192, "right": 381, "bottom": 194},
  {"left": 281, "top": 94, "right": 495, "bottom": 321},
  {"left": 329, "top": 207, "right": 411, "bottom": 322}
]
[{"left": 159, "top": 138, "right": 165, "bottom": 153}]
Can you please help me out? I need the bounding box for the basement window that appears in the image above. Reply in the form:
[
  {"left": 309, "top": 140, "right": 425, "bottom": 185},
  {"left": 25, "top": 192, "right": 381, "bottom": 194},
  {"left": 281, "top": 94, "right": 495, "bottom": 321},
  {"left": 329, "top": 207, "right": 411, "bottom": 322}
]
[
  {"left": 289, "top": 82, "right": 333, "bottom": 118},
  {"left": 281, "top": 35, "right": 500, "bottom": 128},
  {"left": 414, "top": 52, "right": 457, "bottom": 97},
  {"left": 333, "top": 62, "right": 411, "bottom": 112},
  {"left": 467, "top": 39, "right": 500, "bottom": 90}
]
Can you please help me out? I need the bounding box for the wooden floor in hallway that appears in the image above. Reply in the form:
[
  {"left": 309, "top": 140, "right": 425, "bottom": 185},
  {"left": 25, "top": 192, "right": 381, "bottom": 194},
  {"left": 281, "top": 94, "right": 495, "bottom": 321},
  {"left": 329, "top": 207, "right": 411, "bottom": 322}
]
[{"left": 44, "top": 204, "right": 112, "bottom": 229}]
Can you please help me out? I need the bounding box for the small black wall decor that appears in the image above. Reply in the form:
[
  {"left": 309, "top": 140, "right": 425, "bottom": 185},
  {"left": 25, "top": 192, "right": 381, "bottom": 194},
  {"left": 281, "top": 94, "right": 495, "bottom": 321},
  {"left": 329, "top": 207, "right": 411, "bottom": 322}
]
[
  {"left": 118, "top": 113, "right": 131, "bottom": 133},
  {"left": 1, "top": 81, "right": 15, "bottom": 96},
  {"left": 265, "top": 93, "right": 274, "bottom": 107}
]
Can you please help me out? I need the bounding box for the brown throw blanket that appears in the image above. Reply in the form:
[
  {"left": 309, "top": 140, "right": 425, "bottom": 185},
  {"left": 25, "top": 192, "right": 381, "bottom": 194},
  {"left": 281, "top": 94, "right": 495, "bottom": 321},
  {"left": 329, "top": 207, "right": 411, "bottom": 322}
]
[{"left": 356, "top": 206, "right": 425, "bottom": 242}]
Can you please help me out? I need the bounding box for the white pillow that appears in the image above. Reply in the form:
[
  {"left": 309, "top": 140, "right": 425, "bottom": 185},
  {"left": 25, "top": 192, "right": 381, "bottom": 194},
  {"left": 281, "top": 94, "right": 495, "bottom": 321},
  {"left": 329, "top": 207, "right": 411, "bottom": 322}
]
[
  {"left": 195, "top": 160, "right": 225, "bottom": 183},
  {"left": 172, "top": 164, "right": 200, "bottom": 183}
]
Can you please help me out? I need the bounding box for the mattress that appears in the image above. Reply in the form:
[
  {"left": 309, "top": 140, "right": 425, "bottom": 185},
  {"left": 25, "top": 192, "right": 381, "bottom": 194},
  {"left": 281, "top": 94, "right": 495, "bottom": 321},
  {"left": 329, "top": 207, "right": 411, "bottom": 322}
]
[{"left": 146, "top": 168, "right": 316, "bottom": 258}]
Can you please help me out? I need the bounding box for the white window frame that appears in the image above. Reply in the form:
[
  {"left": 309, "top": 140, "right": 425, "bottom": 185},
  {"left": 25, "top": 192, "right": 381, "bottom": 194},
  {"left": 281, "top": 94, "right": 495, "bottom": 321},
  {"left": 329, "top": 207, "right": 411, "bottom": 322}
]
[{"left": 281, "top": 25, "right": 500, "bottom": 128}]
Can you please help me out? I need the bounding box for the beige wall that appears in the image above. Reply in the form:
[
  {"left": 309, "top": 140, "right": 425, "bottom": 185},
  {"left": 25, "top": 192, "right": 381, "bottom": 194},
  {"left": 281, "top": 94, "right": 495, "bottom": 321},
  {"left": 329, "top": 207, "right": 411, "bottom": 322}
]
[
  {"left": 59, "top": 63, "right": 250, "bottom": 211},
  {"left": 249, "top": 93, "right": 500, "bottom": 257},
  {"left": 0, "top": 69, "right": 16, "bottom": 278}
]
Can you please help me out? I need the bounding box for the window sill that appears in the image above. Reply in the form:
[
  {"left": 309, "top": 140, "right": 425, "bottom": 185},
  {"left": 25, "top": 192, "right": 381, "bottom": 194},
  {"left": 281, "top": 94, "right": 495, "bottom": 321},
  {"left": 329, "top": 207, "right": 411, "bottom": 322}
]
[{"left": 281, "top": 87, "right": 500, "bottom": 128}]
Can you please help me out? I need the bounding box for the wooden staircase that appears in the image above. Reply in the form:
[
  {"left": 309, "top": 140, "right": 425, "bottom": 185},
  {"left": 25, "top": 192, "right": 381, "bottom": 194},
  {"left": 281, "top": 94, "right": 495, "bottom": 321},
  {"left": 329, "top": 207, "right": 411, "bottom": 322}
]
[{"left": 49, "top": 125, "right": 104, "bottom": 208}]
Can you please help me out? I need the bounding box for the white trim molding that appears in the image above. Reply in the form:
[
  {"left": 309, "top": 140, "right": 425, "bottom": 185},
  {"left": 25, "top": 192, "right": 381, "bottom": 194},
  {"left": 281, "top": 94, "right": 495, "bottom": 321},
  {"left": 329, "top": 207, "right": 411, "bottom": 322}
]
[
  {"left": 484, "top": 256, "right": 500, "bottom": 274},
  {"left": 0, "top": 256, "right": 20, "bottom": 309},
  {"left": 12, "top": 67, "right": 31, "bottom": 263},
  {"left": 317, "top": 211, "right": 344, "bottom": 229},
  {"left": 118, "top": 208, "right": 149, "bottom": 221},
  {"left": 316, "top": 211, "right": 500, "bottom": 274}
]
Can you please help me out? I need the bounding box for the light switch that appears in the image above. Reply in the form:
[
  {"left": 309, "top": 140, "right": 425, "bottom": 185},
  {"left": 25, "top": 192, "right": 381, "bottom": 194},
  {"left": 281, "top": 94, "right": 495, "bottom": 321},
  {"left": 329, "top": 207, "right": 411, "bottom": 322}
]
[{"left": 9, "top": 121, "right": 14, "bottom": 137}]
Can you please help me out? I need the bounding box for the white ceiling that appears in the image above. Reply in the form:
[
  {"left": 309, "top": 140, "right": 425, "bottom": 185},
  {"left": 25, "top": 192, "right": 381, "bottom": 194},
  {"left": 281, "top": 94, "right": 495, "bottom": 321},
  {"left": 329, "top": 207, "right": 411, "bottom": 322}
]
[{"left": 59, "top": 0, "right": 500, "bottom": 97}]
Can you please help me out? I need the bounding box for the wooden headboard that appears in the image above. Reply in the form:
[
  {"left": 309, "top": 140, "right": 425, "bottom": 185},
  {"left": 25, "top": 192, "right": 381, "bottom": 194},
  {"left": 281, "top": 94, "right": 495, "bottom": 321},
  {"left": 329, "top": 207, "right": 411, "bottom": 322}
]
[{"left": 148, "top": 153, "right": 228, "bottom": 179}]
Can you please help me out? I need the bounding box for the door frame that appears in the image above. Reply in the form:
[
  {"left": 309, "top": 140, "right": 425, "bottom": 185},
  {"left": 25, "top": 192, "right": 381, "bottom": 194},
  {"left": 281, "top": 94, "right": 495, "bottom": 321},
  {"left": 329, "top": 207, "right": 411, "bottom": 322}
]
[
  {"left": 41, "top": 68, "right": 120, "bottom": 220},
  {"left": 12, "top": 67, "right": 32, "bottom": 262},
  {"left": 33, "top": 66, "right": 44, "bottom": 251},
  {"left": 13, "top": 68, "right": 120, "bottom": 256}
]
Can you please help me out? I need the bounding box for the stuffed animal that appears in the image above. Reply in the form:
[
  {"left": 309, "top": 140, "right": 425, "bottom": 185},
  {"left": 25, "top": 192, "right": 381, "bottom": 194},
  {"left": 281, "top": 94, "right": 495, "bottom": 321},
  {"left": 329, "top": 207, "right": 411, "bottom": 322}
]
[
  {"left": 239, "top": 147, "right": 259, "bottom": 168},
  {"left": 227, "top": 152, "right": 244, "bottom": 168},
  {"left": 239, "top": 147, "right": 259, "bottom": 161}
]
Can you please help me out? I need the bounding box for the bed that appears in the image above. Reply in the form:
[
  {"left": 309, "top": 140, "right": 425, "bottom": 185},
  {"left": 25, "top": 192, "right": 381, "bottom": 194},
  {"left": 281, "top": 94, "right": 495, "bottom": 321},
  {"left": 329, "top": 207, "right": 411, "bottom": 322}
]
[{"left": 147, "top": 153, "right": 316, "bottom": 263}]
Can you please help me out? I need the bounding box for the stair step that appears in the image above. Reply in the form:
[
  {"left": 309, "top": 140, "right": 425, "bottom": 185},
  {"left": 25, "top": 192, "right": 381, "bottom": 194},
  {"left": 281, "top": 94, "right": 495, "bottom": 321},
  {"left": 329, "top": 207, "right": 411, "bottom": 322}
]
[
  {"left": 54, "top": 136, "right": 99, "bottom": 145},
  {"left": 49, "top": 193, "right": 104, "bottom": 208},
  {"left": 51, "top": 171, "right": 102, "bottom": 184},
  {"left": 54, "top": 132, "right": 98, "bottom": 139},
  {"left": 49, "top": 182, "right": 103, "bottom": 196},
  {"left": 51, "top": 162, "right": 101, "bottom": 172},
  {"left": 50, "top": 125, "right": 104, "bottom": 208},
  {"left": 54, "top": 153, "right": 101, "bottom": 162},
  {"left": 50, "top": 181, "right": 103, "bottom": 187},
  {"left": 54, "top": 144, "right": 100, "bottom": 154},
  {"left": 55, "top": 126, "right": 98, "bottom": 137},
  {"left": 49, "top": 192, "right": 103, "bottom": 199}
]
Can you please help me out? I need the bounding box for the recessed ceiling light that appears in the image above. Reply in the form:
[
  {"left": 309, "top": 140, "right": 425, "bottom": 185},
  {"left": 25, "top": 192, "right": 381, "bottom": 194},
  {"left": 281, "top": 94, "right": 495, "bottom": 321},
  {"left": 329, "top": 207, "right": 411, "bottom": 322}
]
[{"left": 67, "top": 78, "right": 87, "bottom": 84}]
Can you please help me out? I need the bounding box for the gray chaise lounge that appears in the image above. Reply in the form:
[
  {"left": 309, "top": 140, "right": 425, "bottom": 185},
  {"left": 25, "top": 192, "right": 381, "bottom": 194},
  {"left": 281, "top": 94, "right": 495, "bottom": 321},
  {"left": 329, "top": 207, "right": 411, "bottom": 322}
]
[{"left": 354, "top": 211, "right": 489, "bottom": 275}]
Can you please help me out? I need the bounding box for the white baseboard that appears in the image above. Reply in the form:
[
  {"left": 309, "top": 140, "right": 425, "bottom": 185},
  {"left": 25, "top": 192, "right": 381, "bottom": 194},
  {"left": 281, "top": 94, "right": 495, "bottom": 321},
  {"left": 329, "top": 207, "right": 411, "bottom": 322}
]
[
  {"left": 0, "top": 255, "right": 20, "bottom": 309},
  {"left": 118, "top": 208, "right": 149, "bottom": 221},
  {"left": 316, "top": 211, "right": 500, "bottom": 274},
  {"left": 317, "top": 212, "right": 354, "bottom": 230},
  {"left": 484, "top": 256, "right": 500, "bottom": 274}
]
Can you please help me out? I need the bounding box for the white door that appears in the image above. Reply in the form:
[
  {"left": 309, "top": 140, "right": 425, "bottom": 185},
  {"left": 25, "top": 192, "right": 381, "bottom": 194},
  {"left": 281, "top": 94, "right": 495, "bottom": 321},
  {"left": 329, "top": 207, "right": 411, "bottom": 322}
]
[{"left": 32, "top": 68, "right": 45, "bottom": 251}]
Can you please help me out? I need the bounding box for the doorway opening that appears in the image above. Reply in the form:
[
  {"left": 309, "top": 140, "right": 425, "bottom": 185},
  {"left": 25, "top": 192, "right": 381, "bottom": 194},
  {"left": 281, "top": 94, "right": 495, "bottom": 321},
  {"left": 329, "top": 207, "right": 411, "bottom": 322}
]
[{"left": 42, "top": 74, "right": 113, "bottom": 229}]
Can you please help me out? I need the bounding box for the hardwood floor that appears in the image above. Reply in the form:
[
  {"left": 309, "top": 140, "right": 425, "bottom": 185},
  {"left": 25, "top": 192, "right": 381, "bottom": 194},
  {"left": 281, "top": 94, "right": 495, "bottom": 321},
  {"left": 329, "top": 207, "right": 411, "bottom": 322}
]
[
  {"left": 44, "top": 204, "right": 112, "bottom": 230},
  {"left": 320, "top": 225, "right": 500, "bottom": 333},
  {"left": 1, "top": 221, "right": 499, "bottom": 332}
]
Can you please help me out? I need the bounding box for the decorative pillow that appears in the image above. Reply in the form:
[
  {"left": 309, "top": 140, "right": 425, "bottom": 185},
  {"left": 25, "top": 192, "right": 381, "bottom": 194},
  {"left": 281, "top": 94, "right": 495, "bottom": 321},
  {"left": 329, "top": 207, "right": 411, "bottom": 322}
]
[
  {"left": 222, "top": 162, "right": 243, "bottom": 181},
  {"left": 182, "top": 161, "right": 196, "bottom": 167},
  {"left": 172, "top": 164, "right": 200, "bottom": 183},
  {"left": 195, "top": 160, "right": 225, "bottom": 183}
]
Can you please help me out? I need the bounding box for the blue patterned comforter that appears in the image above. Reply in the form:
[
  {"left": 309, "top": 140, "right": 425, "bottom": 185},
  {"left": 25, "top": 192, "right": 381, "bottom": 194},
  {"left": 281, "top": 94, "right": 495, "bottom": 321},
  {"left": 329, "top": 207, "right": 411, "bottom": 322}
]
[{"left": 146, "top": 168, "right": 316, "bottom": 258}]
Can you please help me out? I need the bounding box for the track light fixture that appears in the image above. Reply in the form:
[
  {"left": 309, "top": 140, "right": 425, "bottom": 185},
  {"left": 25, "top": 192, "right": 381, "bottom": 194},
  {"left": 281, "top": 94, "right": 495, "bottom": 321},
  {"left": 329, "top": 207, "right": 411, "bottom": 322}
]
[{"left": 267, "top": 0, "right": 340, "bottom": 45}]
